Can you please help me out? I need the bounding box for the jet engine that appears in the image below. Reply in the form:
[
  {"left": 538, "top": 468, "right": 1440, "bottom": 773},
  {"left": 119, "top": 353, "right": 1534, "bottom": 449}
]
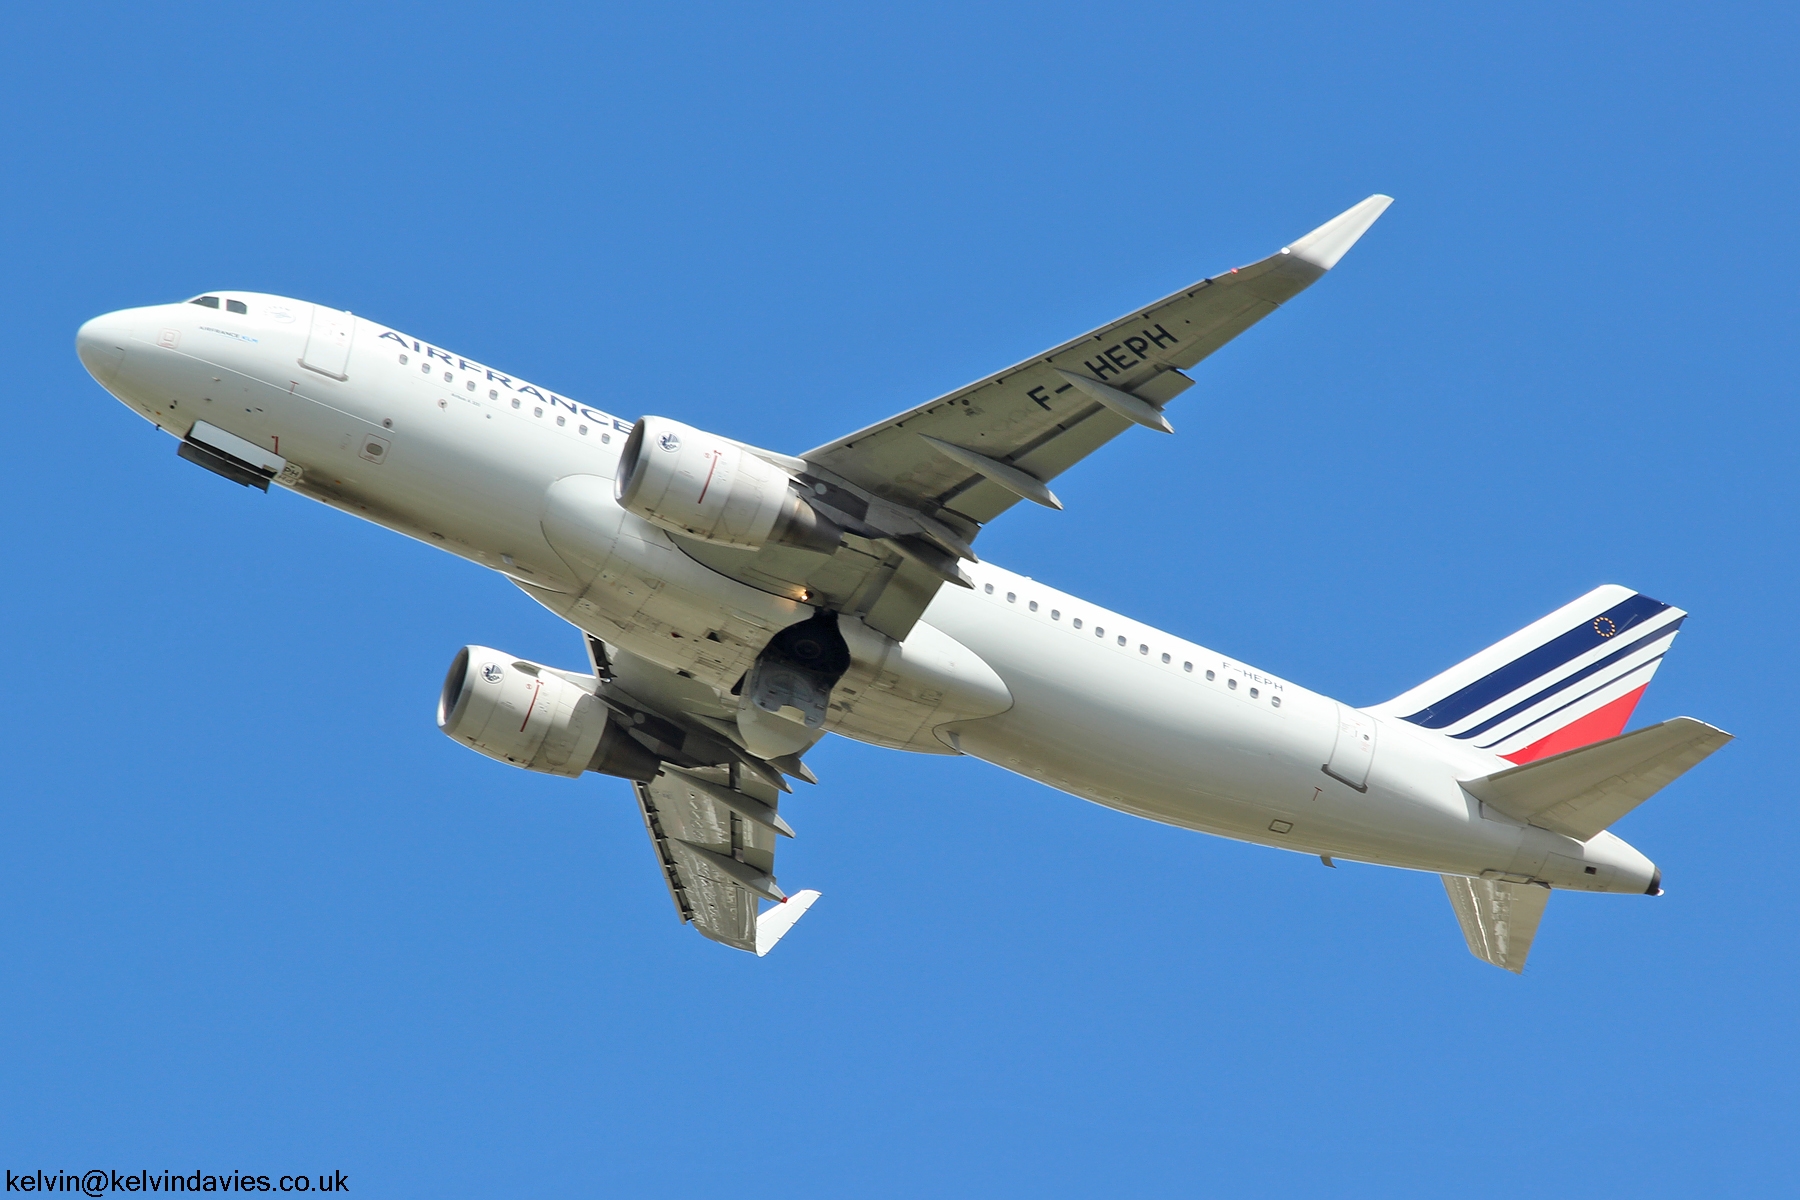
[
  {"left": 437, "top": 646, "right": 660, "bottom": 780},
  {"left": 615, "top": 416, "right": 840, "bottom": 553}
]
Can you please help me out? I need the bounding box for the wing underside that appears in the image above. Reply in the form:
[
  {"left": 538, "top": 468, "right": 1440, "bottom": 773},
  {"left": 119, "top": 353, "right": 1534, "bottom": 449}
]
[
  {"left": 666, "top": 196, "right": 1393, "bottom": 642},
  {"left": 803, "top": 195, "right": 1394, "bottom": 526},
  {"left": 634, "top": 763, "right": 802, "bottom": 953}
]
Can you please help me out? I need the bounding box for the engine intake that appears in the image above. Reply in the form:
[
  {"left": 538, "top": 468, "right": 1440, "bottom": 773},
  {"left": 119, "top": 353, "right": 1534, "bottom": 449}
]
[
  {"left": 437, "top": 646, "right": 660, "bottom": 780},
  {"left": 615, "top": 416, "right": 840, "bottom": 553}
]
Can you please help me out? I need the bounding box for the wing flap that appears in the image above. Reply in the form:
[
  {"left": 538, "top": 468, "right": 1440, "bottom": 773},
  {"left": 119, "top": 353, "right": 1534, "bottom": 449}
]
[
  {"left": 634, "top": 763, "right": 804, "bottom": 953},
  {"left": 1442, "top": 874, "right": 1549, "bottom": 973},
  {"left": 1461, "top": 717, "right": 1732, "bottom": 841}
]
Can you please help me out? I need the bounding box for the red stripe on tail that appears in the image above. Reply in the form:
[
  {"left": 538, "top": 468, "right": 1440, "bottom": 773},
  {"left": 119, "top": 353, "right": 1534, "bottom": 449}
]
[{"left": 1501, "top": 684, "right": 1647, "bottom": 764}]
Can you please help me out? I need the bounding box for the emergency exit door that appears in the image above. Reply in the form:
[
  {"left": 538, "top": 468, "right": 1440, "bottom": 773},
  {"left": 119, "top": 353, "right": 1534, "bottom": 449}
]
[
  {"left": 1325, "top": 705, "right": 1377, "bottom": 790},
  {"left": 301, "top": 304, "right": 355, "bottom": 380}
]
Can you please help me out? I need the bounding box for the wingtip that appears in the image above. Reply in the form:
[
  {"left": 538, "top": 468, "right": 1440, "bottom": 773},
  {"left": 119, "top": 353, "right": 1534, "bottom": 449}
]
[
  {"left": 754, "top": 888, "right": 822, "bottom": 956},
  {"left": 1284, "top": 194, "right": 1393, "bottom": 270}
]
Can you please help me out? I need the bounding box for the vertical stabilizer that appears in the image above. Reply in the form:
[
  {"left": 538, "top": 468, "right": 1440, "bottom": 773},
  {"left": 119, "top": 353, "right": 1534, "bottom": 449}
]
[{"left": 1372, "top": 586, "right": 1685, "bottom": 763}]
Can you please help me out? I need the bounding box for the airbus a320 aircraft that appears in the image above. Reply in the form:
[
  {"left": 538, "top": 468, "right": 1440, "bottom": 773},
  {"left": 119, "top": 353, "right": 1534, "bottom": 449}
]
[{"left": 76, "top": 195, "right": 1729, "bottom": 972}]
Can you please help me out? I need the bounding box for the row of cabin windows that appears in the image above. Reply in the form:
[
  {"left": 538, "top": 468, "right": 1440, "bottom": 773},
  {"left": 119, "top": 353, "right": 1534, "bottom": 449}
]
[
  {"left": 189, "top": 295, "right": 248, "bottom": 314},
  {"left": 982, "top": 582, "right": 1281, "bottom": 706},
  {"left": 396, "top": 353, "right": 612, "bottom": 442}
]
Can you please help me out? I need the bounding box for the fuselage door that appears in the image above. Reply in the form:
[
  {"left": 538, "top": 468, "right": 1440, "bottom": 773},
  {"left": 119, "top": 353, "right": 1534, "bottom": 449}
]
[
  {"left": 1325, "top": 705, "right": 1377, "bottom": 791},
  {"left": 301, "top": 304, "right": 355, "bottom": 380}
]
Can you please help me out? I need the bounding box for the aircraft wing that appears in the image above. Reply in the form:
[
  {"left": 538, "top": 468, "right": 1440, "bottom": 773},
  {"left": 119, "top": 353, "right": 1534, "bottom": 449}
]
[
  {"left": 802, "top": 195, "right": 1392, "bottom": 526},
  {"left": 634, "top": 764, "right": 818, "bottom": 955},
  {"left": 663, "top": 197, "right": 1390, "bottom": 642},
  {"left": 574, "top": 636, "right": 822, "bottom": 955}
]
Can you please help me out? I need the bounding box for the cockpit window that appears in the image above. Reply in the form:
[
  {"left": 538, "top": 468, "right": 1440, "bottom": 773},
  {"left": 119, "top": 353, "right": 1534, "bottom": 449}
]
[
  {"left": 226, "top": 299, "right": 247, "bottom": 314},
  {"left": 189, "top": 295, "right": 220, "bottom": 308}
]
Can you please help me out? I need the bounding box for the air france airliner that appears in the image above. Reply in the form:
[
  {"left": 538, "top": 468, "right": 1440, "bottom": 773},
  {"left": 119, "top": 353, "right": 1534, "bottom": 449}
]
[{"left": 75, "top": 195, "right": 1728, "bottom": 971}]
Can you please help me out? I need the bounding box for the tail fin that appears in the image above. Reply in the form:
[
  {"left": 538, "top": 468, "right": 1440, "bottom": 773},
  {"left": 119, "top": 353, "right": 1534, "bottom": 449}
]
[{"left": 1371, "top": 586, "right": 1686, "bottom": 764}]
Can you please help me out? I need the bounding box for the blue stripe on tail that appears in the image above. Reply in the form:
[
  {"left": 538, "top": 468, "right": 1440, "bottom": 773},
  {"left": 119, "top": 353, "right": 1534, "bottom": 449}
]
[
  {"left": 1403, "top": 593, "right": 1671, "bottom": 729},
  {"left": 1448, "top": 617, "right": 1685, "bottom": 741}
]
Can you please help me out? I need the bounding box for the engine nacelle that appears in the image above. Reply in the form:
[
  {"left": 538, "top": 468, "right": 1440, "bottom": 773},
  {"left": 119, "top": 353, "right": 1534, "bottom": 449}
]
[
  {"left": 615, "top": 416, "right": 840, "bottom": 553},
  {"left": 437, "top": 646, "right": 660, "bottom": 780}
]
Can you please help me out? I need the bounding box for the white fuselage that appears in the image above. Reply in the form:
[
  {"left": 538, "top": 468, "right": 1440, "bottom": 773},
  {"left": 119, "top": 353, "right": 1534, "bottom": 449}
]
[{"left": 76, "top": 294, "right": 1657, "bottom": 894}]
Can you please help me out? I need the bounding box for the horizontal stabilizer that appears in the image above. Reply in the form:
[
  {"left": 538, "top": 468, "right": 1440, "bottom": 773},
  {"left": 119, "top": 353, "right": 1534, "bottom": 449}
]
[
  {"left": 1443, "top": 875, "right": 1549, "bottom": 973},
  {"left": 755, "top": 889, "right": 822, "bottom": 957},
  {"left": 1462, "top": 717, "right": 1732, "bottom": 841}
]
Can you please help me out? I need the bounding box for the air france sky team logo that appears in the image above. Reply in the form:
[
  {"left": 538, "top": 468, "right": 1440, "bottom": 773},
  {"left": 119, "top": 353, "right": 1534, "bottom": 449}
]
[
  {"left": 658, "top": 431, "right": 682, "bottom": 452},
  {"left": 481, "top": 662, "right": 504, "bottom": 683}
]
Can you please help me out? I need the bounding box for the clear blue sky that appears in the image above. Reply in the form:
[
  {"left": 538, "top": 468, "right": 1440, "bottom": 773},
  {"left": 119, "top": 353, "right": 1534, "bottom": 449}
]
[{"left": 3, "top": 3, "right": 1795, "bottom": 1195}]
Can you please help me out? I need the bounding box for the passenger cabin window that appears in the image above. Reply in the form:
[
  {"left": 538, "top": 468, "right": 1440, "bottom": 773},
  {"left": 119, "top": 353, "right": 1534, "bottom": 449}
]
[
  {"left": 1073, "top": 618, "right": 1082, "bottom": 629},
  {"left": 1206, "top": 669, "right": 1216, "bottom": 680},
  {"left": 189, "top": 296, "right": 220, "bottom": 308},
  {"left": 1051, "top": 609, "right": 1060, "bottom": 620},
  {"left": 1249, "top": 687, "right": 1260, "bottom": 699},
  {"left": 1028, "top": 601, "right": 1038, "bottom": 612},
  {"left": 1228, "top": 678, "right": 1238, "bottom": 690},
  {"left": 1161, "top": 653, "right": 1171, "bottom": 664},
  {"left": 984, "top": 583, "right": 994, "bottom": 594},
  {"left": 226, "top": 299, "right": 247, "bottom": 314},
  {"left": 1006, "top": 592, "right": 1016, "bottom": 603},
  {"left": 1183, "top": 661, "right": 1193, "bottom": 672},
  {"left": 1271, "top": 696, "right": 1282, "bottom": 708}
]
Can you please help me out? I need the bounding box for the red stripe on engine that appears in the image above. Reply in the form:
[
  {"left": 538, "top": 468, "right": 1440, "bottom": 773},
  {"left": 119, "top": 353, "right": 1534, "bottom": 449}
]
[
  {"left": 1501, "top": 684, "right": 1647, "bottom": 764},
  {"left": 697, "top": 451, "right": 721, "bottom": 503}
]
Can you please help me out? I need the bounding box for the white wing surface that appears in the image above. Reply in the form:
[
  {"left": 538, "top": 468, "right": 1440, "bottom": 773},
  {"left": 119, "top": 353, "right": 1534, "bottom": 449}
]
[
  {"left": 674, "top": 196, "right": 1392, "bottom": 642},
  {"left": 634, "top": 763, "right": 815, "bottom": 954},
  {"left": 802, "top": 195, "right": 1392, "bottom": 525}
]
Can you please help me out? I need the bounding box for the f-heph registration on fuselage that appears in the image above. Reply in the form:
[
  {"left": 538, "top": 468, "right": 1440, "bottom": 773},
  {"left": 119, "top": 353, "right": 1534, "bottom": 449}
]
[{"left": 76, "top": 196, "right": 1729, "bottom": 972}]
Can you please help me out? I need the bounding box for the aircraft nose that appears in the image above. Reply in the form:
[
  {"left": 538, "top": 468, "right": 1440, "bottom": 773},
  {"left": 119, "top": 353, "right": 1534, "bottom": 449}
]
[{"left": 76, "top": 310, "right": 133, "bottom": 386}]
